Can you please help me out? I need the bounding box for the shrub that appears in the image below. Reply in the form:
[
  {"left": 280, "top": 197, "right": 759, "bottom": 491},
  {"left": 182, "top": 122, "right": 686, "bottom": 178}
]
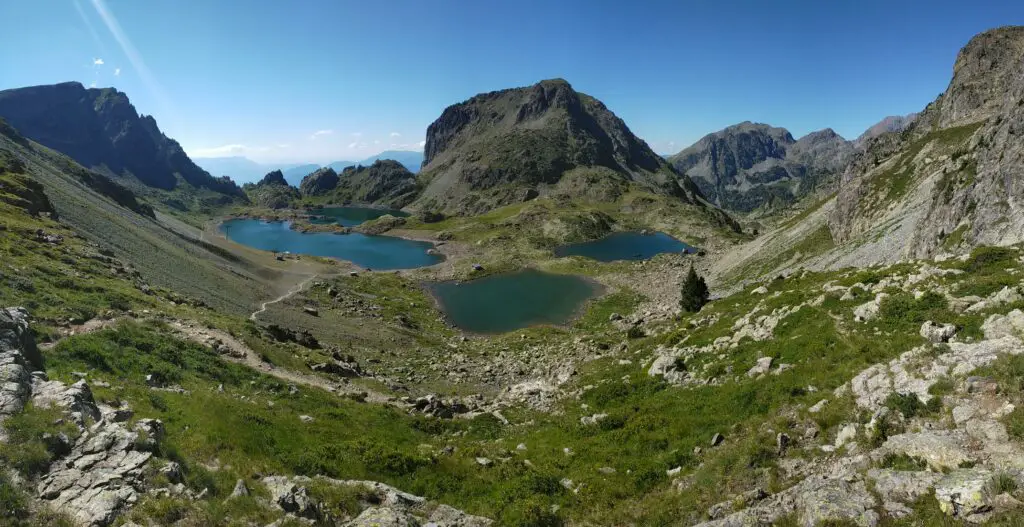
[
  {"left": 1005, "top": 407, "right": 1024, "bottom": 440},
  {"left": 964, "top": 246, "right": 1017, "bottom": 273},
  {"left": 500, "top": 496, "right": 564, "bottom": 527},
  {"left": 990, "top": 472, "right": 1019, "bottom": 495},
  {"left": 884, "top": 392, "right": 940, "bottom": 419},
  {"left": 626, "top": 326, "right": 645, "bottom": 339},
  {"left": 0, "top": 472, "right": 28, "bottom": 520}
]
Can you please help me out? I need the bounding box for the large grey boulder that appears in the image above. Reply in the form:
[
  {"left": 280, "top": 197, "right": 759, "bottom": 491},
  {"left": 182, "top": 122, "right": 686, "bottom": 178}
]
[{"left": 934, "top": 468, "right": 995, "bottom": 517}]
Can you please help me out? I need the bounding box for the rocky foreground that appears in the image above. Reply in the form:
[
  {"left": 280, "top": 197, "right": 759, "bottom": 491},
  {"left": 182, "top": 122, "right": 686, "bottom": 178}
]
[{"left": 0, "top": 307, "right": 491, "bottom": 526}]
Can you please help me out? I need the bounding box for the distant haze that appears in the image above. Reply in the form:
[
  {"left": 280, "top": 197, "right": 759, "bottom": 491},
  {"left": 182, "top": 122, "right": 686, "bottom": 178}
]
[{"left": 195, "top": 150, "right": 424, "bottom": 184}]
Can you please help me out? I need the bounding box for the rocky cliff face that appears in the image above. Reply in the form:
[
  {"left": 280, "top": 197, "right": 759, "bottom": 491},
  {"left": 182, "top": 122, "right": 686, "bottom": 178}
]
[
  {"left": 416, "top": 79, "right": 703, "bottom": 215},
  {"left": 829, "top": 26, "right": 1024, "bottom": 259},
  {"left": 668, "top": 122, "right": 854, "bottom": 213},
  {"left": 298, "top": 167, "right": 339, "bottom": 196},
  {"left": 0, "top": 82, "right": 244, "bottom": 201}
]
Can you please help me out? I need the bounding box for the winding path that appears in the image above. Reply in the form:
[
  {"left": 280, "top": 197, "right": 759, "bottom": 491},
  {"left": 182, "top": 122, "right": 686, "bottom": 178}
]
[{"left": 250, "top": 274, "right": 318, "bottom": 321}]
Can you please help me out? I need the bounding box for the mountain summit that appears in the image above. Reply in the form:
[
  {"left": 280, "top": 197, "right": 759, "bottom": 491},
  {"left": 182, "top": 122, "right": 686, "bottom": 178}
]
[
  {"left": 668, "top": 122, "right": 853, "bottom": 213},
  {"left": 414, "top": 79, "right": 701, "bottom": 215},
  {"left": 0, "top": 82, "right": 244, "bottom": 203}
]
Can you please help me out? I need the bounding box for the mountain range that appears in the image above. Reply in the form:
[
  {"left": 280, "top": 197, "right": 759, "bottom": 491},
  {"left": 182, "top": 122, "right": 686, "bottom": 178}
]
[
  {"left": 196, "top": 150, "right": 425, "bottom": 186},
  {"left": 0, "top": 82, "right": 245, "bottom": 211},
  {"left": 667, "top": 123, "right": 854, "bottom": 213},
  {"left": 3, "top": 23, "right": 1024, "bottom": 527}
]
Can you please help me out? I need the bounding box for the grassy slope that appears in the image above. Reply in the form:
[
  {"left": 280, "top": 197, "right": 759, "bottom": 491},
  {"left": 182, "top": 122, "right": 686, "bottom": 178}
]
[
  {"left": 9, "top": 245, "right": 1021, "bottom": 526},
  {"left": 0, "top": 132, "right": 308, "bottom": 317}
]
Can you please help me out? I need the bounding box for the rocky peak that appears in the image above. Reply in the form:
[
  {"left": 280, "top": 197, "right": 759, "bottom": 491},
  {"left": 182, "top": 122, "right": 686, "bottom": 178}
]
[
  {"left": 937, "top": 26, "right": 1024, "bottom": 127},
  {"left": 856, "top": 114, "right": 918, "bottom": 145},
  {"left": 257, "top": 169, "right": 289, "bottom": 187},
  {"left": 299, "top": 167, "right": 339, "bottom": 196},
  {"left": 516, "top": 78, "right": 579, "bottom": 123},
  {"left": 307, "top": 160, "right": 418, "bottom": 207},
  {"left": 417, "top": 79, "right": 699, "bottom": 215},
  {"left": 0, "top": 82, "right": 244, "bottom": 201}
]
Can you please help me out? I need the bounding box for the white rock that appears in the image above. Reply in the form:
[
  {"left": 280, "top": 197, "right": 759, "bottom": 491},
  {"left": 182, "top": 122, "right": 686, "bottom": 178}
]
[
  {"left": 920, "top": 321, "right": 957, "bottom": 343},
  {"left": 746, "top": 356, "right": 774, "bottom": 377}
]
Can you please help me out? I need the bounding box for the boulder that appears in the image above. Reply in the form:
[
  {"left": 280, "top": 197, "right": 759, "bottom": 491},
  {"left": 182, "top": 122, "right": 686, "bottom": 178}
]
[
  {"left": 854, "top": 293, "right": 889, "bottom": 322},
  {"left": 230, "top": 479, "right": 249, "bottom": 498},
  {"left": 263, "top": 476, "right": 322, "bottom": 520},
  {"left": 348, "top": 506, "right": 417, "bottom": 527},
  {"left": 746, "top": 356, "right": 774, "bottom": 377},
  {"left": 982, "top": 309, "right": 1024, "bottom": 339},
  {"left": 881, "top": 430, "right": 974, "bottom": 471},
  {"left": 934, "top": 468, "right": 994, "bottom": 517},
  {"left": 920, "top": 321, "right": 957, "bottom": 343},
  {"left": 0, "top": 307, "right": 42, "bottom": 369}
]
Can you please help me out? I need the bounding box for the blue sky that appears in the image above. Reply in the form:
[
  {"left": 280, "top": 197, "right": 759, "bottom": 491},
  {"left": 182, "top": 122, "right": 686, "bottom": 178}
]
[{"left": 1, "top": 1, "right": 1022, "bottom": 163}]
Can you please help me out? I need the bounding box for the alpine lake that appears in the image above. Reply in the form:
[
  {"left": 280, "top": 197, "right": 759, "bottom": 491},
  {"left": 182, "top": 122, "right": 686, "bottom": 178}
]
[{"left": 223, "top": 210, "right": 690, "bottom": 333}]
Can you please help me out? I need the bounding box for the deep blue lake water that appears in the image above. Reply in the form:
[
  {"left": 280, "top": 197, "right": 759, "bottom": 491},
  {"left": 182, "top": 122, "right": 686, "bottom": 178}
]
[
  {"left": 308, "top": 206, "right": 410, "bottom": 227},
  {"left": 553, "top": 231, "right": 694, "bottom": 262},
  {"left": 427, "top": 269, "right": 601, "bottom": 333},
  {"left": 221, "top": 219, "right": 441, "bottom": 270}
]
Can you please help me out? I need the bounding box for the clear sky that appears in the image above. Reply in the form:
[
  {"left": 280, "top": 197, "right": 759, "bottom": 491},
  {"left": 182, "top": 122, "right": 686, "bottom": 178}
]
[{"left": 2, "top": 1, "right": 1022, "bottom": 163}]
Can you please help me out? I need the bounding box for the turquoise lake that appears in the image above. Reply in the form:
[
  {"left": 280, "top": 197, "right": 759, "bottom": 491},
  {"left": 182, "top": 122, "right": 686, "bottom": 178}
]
[
  {"left": 308, "top": 206, "right": 410, "bottom": 227},
  {"left": 427, "top": 269, "right": 601, "bottom": 333},
  {"left": 553, "top": 231, "right": 694, "bottom": 262},
  {"left": 221, "top": 218, "right": 441, "bottom": 270}
]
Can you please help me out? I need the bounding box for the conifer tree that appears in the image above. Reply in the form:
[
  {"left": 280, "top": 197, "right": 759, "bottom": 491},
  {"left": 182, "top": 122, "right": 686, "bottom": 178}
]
[{"left": 680, "top": 265, "right": 710, "bottom": 313}]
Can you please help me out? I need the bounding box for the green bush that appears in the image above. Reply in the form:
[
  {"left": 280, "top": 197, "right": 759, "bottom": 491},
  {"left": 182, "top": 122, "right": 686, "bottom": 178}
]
[
  {"left": 1005, "top": 407, "right": 1024, "bottom": 440},
  {"left": 964, "top": 246, "right": 1018, "bottom": 273},
  {"left": 885, "top": 392, "right": 941, "bottom": 419},
  {"left": 990, "top": 472, "right": 1019, "bottom": 495}
]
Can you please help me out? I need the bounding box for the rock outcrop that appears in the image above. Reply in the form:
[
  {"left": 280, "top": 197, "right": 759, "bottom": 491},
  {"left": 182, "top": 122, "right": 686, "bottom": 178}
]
[
  {"left": 668, "top": 122, "right": 854, "bottom": 212},
  {"left": 302, "top": 161, "right": 419, "bottom": 209},
  {"left": 0, "top": 307, "right": 161, "bottom": 526},
  {"left": 261, "top": 475, "right": 492, "bottom": 526},
  {"left": 244, "top": 170, "right": 300, "bottom": 209},
  {"left": 257, "top": 169, "right": 289, "bottom": 187}
]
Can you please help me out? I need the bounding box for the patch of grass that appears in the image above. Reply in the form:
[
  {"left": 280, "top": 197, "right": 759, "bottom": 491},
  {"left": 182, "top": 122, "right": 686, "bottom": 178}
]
[
  {"left": 1004, "top": 407, "right": 1024, "bottom": 441},
  {"left": 877, "top": 292, "right": 951, "bottom": 329},
  {"left": 990, "top": 472, "right": 1019, "bottom": 495},
  {"left": 880, "top": 453, "right": 929, "bottom": 471},
  {"left": 0, "top": 402, "right": 82, "bottom": 478}
]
